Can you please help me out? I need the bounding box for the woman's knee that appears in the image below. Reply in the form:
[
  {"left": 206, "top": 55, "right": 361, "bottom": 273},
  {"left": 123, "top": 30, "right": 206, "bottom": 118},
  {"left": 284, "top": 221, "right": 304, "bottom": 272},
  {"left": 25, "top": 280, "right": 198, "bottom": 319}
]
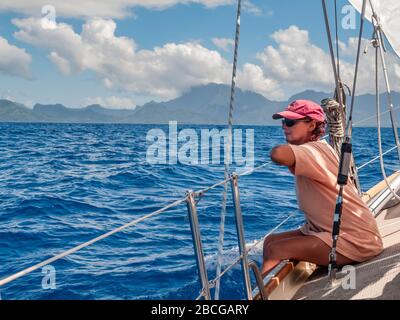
[
  {"left": 263, "top": 234, "right": 279, "bottom": 255},
  {"left": 263, "top": 240, "right": 283, "bottom": 260},
  {"left": 263, "top": 234, "right": 275, "bottom": 247},
  {"left": 263, "top": 230, "right": 303, "bottom": 253}
]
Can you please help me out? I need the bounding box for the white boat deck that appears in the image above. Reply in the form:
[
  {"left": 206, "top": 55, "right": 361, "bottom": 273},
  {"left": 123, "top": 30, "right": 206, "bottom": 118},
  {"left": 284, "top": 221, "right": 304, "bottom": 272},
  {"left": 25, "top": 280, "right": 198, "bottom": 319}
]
[{"left": 293, "top": 199, "right": 400, "bottom": 300}]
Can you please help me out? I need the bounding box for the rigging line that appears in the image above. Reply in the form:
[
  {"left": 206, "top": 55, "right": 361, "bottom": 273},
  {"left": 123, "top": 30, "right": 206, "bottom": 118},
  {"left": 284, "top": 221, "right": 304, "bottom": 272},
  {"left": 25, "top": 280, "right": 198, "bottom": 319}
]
[
  {"left": 195, "top": 287, "right": 209, "bottom": 300},
  {"left": 353, "top": 105, "right": 400, "bottom": 126},
  {"left": 237, "top": 161, "right": 272, "bottom": 177},
  {"left": 208, "top": 211, "right": 296, "bottom": 288},
  {"left": 194, "top": 160, "right": 273, "bottom": 199},
  {"left": 334, "top": 0, "right": 351, "bottom": 140},
  {"left": 321, "top": 104, "right": 400, "bottom": 141},
  {"left": 334, "top": 0, "right": 341, "bottom": 80},
  {"left": 210, "top": 255, "right": 242, "bottom": 288},
  {"left": 0, "top": 197, "right": 186, "bottom": 287},
  {"left": 318, "top": 136, "right": 397, "bottom": 174},
  {"left": 245, "top": 212, "right": 297, "bottom": 254},
  {"left": 368, "top": 0, "right": 400, "bottom": 162},
  {"left": 215, "top": 0, "right": 242, "bottom": 300},
  {"left": 346, "top": 0, "right": 367, "bottom": 138},
  {"left": 322, "top": 0, "right": 344, "bottom": 113},
  {"left": 357, "top": 145, "right": 398, "bottom": 171},
  {"left": 327, "top": 0, "right": 368, "bottom": 285},
  {"left": 194, "top": 176, "right": 232, "bottom": 198},
  {"left": 375, "top": 40, "right": 400, "bottom": 202}
]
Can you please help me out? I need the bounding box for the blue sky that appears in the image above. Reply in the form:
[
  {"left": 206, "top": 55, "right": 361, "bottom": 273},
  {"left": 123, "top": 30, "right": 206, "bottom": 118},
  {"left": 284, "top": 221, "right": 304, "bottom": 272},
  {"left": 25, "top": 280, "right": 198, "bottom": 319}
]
[{"left": 0, "top": 0, "right": 397, "bottom": 109}]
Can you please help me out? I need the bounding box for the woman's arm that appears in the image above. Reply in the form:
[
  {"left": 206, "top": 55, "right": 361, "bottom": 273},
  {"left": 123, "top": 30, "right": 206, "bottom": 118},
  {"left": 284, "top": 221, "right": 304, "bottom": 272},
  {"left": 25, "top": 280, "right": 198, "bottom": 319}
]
[{"left": 270, "top": 145, "right": 295, "bottom": 167}]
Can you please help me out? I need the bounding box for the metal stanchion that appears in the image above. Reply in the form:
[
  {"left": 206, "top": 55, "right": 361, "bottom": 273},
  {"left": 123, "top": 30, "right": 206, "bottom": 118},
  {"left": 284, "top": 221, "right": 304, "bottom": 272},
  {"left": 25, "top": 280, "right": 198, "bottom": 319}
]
[
  {"left": 186, "top": 190, "right": 211, "bottom": 300},
  {"left": 231, "top": 174, "right": 253, "bottom": 300}
]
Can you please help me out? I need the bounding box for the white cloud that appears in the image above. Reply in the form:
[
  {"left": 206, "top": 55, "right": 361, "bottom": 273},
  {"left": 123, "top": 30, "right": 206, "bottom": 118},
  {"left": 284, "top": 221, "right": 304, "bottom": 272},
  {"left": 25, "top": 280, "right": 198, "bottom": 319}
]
[
  {"left": 13, "top": 17, "right": 137, "bottom": 76},
  {"left": 242, "top": 1, "right": 262, "bottom": 16},
  {"left": 9, "top": 18, "right": 346, "bottom": 102},
  {"left": 0, "top": 36, "right": 32, "bottom": 79},
  {"left": 15, "top": 18, "right": 397, "bottom": 103},
  {"left": 85, "top": 96, "right": 136, "bottom": 109},
  {"left": 237, "top": 63, "right": 285, "bottom": 100},
  {"left": 0, "top": 1, "right": 235, "bottom": 19},
  {"left": 48, "top": 52, "right": 71, "bottom": 75},
  {"left": 255, "top": 25, "right": 336, "bottom": 96},
  {"left": 212, "top": 37, "right": 234, "bottom": 52},
  {"left": 12, "top": 17, "right": 233, "bottom": 99},
  {"left": 339, "top": 36, "right": 400, "bottom": 94},
  {"left": 254, "top": 25, "right": 400, "bottom": 98}
]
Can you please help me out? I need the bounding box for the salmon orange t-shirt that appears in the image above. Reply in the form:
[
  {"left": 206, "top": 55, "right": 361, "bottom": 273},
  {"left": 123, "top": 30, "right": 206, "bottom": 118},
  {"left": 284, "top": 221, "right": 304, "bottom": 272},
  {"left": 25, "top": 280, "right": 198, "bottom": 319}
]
[{"left": 288, "top": 139, "right": 383, "bottom": 262}]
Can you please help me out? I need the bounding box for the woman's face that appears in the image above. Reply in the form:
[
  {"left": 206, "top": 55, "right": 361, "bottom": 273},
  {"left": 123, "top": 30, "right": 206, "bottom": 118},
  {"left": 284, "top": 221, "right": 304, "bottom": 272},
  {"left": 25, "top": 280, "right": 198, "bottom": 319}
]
[{"left": 282, "top": 118, "right": 316, "bottom": 145}]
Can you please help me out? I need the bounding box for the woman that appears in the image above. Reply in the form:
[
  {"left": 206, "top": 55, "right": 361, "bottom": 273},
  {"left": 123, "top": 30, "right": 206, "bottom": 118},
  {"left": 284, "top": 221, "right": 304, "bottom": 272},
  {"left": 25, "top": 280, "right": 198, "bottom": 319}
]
[{"left": 262, "top": 99, "right": 383, "bottom": 276}]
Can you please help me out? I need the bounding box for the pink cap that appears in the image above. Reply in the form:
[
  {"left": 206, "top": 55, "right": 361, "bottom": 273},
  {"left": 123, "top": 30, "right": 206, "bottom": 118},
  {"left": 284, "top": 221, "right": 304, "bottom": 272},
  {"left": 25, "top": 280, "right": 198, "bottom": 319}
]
[{"left": 272, "top": 100, "right": 325, "bottom": 122}]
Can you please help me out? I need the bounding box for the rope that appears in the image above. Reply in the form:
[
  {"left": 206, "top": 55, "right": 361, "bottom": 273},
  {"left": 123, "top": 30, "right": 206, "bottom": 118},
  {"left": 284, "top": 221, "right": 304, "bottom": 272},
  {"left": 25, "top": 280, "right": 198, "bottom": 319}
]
[
  {"left": 326, "top": 0, "right": 368, "bottom": 284},
  {"left": 322, "top": 0, "right": 362, "bottom": 195},
  {"left": 244, "top": 212, "right": 297, "bottom": 255},
  {"left": 210, "top": 255, "right": 242, "bottom": 288},
  {"left": 353, "top": 105, "right": 400, "bottom": 127},
  {"left": 369, "top": 0, "right": 400, "bottom": 162},
  {"left": 322, "top": 0, "right": 344, "bottom": 112},
  {"left": 214, "top": 0, "right": 242, "bottom": 300},
  {"left": 322, "top": 98, "right": 345, "bottom": 145},
  {"left": 321, "top": 105, "right": 400, "bottom": 140},
  {"left": 332, "top": 0, "right": 348, "bottom": 128},
  {"left": 194, "top": 161, "right": 272, "bottom": 199},
  {"left": 321, "top": 98, "right": 362, "bottom": 193},
  {"left": 237, "top": 161, "right": 272, "bottom": 177},
  {"left": 324, "top": 0, "right": 400, "bottom": 284},
  {"left": 194, "top": 176, "right": 232, "bottom": 199},
  {"left": 196, "top": 289, "right": 207, "bottom": 300},
  {"left": 357, "top": 145, "right": 398, "bottom": 171},
  {"left": 334, "top": 0, "right": 341, "bottom": 81},
  {"left": 0, "top": 197, "right": 186, "bottom": 287},
  {"left": 375, "top": 38, "right": 400, "bottom": 202},
  {"left": 346, "top": 0, "right": 367, "bottom": 138}
]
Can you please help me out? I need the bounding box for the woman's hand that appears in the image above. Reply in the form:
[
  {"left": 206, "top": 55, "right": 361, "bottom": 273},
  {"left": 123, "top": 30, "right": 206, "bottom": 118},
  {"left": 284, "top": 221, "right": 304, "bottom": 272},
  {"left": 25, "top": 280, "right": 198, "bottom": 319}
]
[{"left": 270, "top": 145, "right": 295, "bottom": 167}]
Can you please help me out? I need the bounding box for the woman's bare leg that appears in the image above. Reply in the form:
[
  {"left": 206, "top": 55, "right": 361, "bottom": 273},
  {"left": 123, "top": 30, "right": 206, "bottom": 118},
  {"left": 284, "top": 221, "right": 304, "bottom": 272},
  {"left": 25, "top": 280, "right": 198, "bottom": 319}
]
[
  {"left": 262, "top": 229, "right": 303, "bottom": 273},
  {"left": 263, "top": 229, "right": 303, "bottom": 250},
  {"left": 261, "top": 235, "right": 355, "bottom": 277}
]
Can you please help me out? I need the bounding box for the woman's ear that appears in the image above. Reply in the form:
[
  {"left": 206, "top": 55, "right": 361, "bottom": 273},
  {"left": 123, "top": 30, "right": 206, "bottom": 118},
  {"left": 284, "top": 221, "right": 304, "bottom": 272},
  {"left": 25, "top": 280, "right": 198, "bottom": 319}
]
[{"left": 308, "top": 120, "right": 317, "bottom": 132}]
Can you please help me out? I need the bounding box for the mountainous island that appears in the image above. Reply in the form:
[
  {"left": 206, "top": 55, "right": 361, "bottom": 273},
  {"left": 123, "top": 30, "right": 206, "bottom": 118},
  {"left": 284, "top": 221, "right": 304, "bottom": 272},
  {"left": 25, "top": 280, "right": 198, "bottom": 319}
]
[{"left": 1, "top": 83, "right": 399, "bottom": 126}]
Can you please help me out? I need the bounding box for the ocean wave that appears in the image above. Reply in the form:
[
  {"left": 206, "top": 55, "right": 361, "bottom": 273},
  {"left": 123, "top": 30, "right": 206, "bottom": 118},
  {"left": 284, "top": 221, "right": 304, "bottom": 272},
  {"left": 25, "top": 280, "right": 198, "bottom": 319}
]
[{"left": 0, "top": 123, "right": 397, "bottom": 299}]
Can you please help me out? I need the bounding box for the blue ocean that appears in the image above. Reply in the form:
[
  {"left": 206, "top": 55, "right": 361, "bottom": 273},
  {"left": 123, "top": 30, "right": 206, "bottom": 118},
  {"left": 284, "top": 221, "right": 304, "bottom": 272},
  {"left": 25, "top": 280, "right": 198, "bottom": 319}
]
[{"left": 0, "top": 123, "right": 398, "bottom": 300}]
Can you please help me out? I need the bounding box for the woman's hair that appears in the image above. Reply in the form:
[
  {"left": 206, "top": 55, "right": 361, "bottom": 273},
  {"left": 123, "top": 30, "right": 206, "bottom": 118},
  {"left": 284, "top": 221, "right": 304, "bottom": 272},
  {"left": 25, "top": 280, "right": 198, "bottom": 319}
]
[
  {"left": 310, "top": 121, "right": 327, "bottom": 141},
  {"left": 306, "top": 117, "right": 327, "bottom": 141}
]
